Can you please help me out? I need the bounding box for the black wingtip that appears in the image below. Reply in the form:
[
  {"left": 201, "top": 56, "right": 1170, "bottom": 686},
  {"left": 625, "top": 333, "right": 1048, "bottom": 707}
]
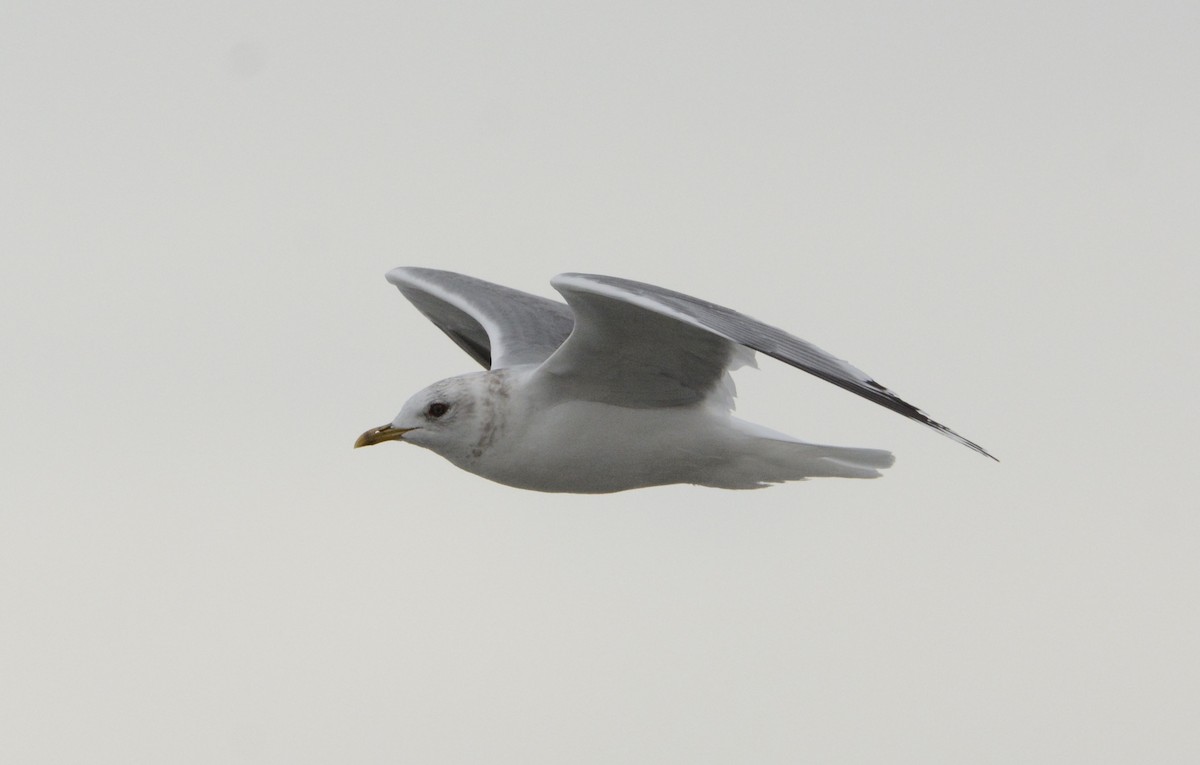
[
  {"left": 936, "top": 425, "right": 998, "bottom": 462},
  {"left": 967, "top": 440, "right": 1000, "bottom": 462}
]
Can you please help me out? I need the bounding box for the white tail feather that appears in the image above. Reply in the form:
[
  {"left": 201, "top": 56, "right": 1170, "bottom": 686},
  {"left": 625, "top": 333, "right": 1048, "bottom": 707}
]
[{"left": 697, "top": 420, "right": 895, "bottom": 489}]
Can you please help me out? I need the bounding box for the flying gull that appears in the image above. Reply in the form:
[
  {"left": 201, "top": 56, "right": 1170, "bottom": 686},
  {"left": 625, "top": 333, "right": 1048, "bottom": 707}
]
[{"left": 355, "top": 268, "right": 994, "bottom": 493}]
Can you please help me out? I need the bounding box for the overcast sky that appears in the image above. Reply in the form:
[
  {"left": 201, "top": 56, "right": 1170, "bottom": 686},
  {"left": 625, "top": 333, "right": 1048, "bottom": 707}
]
[{"left": 3, "top": 2, "right": 1198, "bottom": 763}]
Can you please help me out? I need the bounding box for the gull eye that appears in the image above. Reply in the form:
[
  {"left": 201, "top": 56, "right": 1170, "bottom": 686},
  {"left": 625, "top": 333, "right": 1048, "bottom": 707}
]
[{"left": 426, "top": 402, "right": 450, "bottom": 418}]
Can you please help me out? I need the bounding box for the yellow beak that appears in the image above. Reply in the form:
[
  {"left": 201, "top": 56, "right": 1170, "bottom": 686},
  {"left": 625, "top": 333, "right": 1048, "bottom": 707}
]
[{"left": 354, "top": 424, "right": 415, "bottom": 448}]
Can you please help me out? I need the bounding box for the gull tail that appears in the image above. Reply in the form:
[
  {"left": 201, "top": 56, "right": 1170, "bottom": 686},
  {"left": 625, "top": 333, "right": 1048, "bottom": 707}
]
[{"left": 701, "top": 420, "right": 896, "bottom": 489}]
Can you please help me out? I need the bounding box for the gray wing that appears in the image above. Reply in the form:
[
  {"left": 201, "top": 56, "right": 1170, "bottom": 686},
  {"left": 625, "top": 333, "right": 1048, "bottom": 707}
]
[
  {"left": 537, "top": 273, "right": 996, "bottom": 460},
  {"left": 385, "top": 267, "right": 574, "bottom": 369}
]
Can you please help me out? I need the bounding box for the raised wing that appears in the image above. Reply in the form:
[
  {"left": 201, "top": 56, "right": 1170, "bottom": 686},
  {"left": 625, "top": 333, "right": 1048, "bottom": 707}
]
[
  {"left": 385, "top": 267, "right": 574, "bottom": 369},
  {"left": 538, "top": 273, "right": 996, "bottom": 460}
]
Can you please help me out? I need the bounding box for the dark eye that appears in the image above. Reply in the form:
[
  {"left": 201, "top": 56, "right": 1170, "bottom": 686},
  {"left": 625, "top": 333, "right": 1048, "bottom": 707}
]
[{"left": 426, "top": 402, "right": 450, "bottom": 418}]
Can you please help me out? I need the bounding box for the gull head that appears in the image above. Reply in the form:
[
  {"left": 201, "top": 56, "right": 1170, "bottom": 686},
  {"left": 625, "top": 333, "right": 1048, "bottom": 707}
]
[{"left": 354, "top": 372, "right": 503, "bottom": 461}]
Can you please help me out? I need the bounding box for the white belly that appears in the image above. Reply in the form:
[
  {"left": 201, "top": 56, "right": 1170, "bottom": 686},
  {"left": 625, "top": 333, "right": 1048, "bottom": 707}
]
[{"left": 466, "top": 400, "right": 739, "bottom": 493}]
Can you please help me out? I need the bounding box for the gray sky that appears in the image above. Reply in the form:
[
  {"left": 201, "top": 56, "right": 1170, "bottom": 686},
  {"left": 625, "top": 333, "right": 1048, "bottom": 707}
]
[{"left": 3, "top": 1, "right": 1197, "bottom": 762}]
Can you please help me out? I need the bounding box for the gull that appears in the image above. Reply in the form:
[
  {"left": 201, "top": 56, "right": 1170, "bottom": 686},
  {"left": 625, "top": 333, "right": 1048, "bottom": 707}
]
[{"left": 355, "top": 268, "right": 994, "bottom": 493}]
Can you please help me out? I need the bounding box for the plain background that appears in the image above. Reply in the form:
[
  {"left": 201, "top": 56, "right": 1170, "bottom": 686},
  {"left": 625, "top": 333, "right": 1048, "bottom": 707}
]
[{"left": 3, "top": 2, "right": 1197, "bottom": 763}]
